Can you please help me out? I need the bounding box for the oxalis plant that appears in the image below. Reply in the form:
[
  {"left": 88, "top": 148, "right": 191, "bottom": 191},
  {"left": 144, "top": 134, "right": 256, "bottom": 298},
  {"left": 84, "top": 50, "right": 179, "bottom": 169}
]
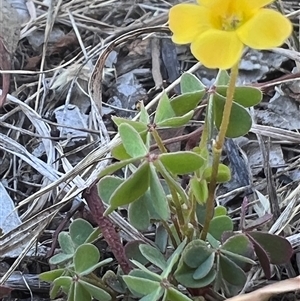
[{"left": 40, "top": 0, "right": 294, "bottom": 300}]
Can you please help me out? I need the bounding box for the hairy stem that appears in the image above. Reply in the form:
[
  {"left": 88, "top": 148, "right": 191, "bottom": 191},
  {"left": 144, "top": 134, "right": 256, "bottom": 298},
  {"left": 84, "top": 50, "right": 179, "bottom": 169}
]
[{"left": 83, "top": 184, "right": 132, "bottom": 274}]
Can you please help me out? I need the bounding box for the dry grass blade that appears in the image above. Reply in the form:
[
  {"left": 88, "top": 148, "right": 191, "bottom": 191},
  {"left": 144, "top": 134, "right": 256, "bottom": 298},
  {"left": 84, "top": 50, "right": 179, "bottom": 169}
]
[
  {"left": 89, "top": 25, "right": 169, "bottom": 114},
  {"left": 226, "top": 276, "right": 300, "bottom": 301}
]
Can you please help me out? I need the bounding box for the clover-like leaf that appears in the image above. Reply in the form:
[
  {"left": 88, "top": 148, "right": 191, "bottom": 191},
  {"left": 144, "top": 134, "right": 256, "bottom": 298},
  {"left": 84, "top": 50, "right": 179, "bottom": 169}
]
[
  {"left": 180, "top": 73, "right": 206, "bottom": 94},
  {"left": 102, "top": 270, "right": 126, "bottom": 294},
  {"left": 156, "top": 110, "right": 194, "bottom": 128},
  {"left": 49, "top": 253, "right": 74, "bottom": 265},
  {"left": 139, "top": 101, "right": 150, "bottom": 124},
  {"left": 58, "top": 232, "right": 75, "bottom": 254},
  {"left": 111, "top": 144, "right": 131, "bottom": 161},
  {"left": 53, "top": 276, "right": 72, "bottom": 288},
  {"left": 39, "top": 269, "right": 65, "bottom": 282},
  {"left": 149, "top": 165, "right": 170, "bottom": 220},
  {"left": 190, "top": 177, "right": 208, "bottom": 204},
  {"left": 130, "top": 268, "right": 162, "bottom": 282},
  {"left": 98, "top": 176, "right": 123, "bottom": 205},
  {"left": 123, "top": 276, "right": 160, "bottom": 295},
  {"left": 119, "top": 123, "right": 148, "bottom": 158},
  {"left": 70, "top": 219, "right": 94, "bottom": 247},
  {"left": 112, "top": 116, "right": 148, "bottom": 132},
  {"left": 167, "top": 287, "right": 193, "bottom": 301},
  {"left": 221, "top": 234, "right": 252, "bottom": 255},
  {"left": 220, "top": 234, "right": 255, "bottom": 270},
  {"left": 139, "top": 244, "right": 167, "bottom": 271},
  {"left": 79, "top": 258, "right": 113, "bottom": 277},
  {"left": 216, "top": 86, "right": 262, "bottom": 108},
  {"left": 214, "top": 206, "right": 227, "bottom": 217},
  {"left": 74, "top": 282, "right": 91, "bottom": 301},
  {"left": 74, "top": 244, "right": 100, "bottom": 274},
  {"left": 247, "top": 234, "right": 272, "bottom": 278},
  {"left": 209, "top": 216, "right": 233, "bottom": 241},
  {"left": 130, "top": 260, "right": 162, "bottom": 281},
  {"left": 128, "top": 197, "right": 151, "bottom": 230},
  {"left": 167, "top": 239, "right": 187, "bottom": 268},
  {"left": 155, "top": 224, "right": 168, "bottom": 253},
  {"left": 182, "top": 239, "right": 213, "bottom": 269},
  {"left": 163, "top": 238, "right": 187, "bottom": 278},
  {"left": 105, "top": 162, "right": 150, "bottom": 215},
  {"left": 97, "top": 157, "right": 139, "bottom": 178},
  {"left": 213, "top": 93, "right": 252, "bottom": 138},
  {"left": 159, "top": 151, "right": 205, "bottom": 175},
  {"left": 140, "top": 288, "right": 164, "bottom": 301},
  {"left": 112, "top": 130, "right": 149, "bottom": 160},
  {"left": 193, "top": 252, "right": 215, "bottom": 280},
  {"left": 50, "top": 282, "right": 62, "bottom": 299},
  {"left": 215, "top": 70, "right": 230, "bottom": 85},
  {"left": 219, "top": 254, "right": 247, "bottom": 287},
  {"left": 170, "top": 91, "right": 205, "bottom": 116},
  {"left": 154, "top": 92, "right": 176, "bottom": 123},
  {"left": 67, "top": 282, "right": 75, "bottom": 301},
  {"left": 247, "top": 231, "right": 293, "bottom": 265},
  {"left": 79, "top": 279, "right": 111, "bottom": 301},
  {"left": 174, "top": 260, "right": 216, "bottom": 288},
  {"left": 125, "top": 241, "right": 149, "bottom": 265},
  {"left": 85, "top": 228, "right": 101, "bottom": 244},
  {"left": 203, "top": 163, "right": 231, "bottom": 183}
]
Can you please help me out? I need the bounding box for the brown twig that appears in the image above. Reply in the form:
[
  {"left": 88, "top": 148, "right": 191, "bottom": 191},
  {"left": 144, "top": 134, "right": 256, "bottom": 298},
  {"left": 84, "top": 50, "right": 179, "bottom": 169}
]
[{"left": 83, "top": 184, "right": 132, "bottom": 274}]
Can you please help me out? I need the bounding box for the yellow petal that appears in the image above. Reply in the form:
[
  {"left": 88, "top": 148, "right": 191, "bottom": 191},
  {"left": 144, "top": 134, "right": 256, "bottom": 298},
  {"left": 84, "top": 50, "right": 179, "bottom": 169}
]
[
  {"left": 169, "top": 4, "right": 212, "bottom": 44},
  {"left": 198, "top": 0, "right": 230, "bottom": 12},
  {"left": 191, "top": 30, "right": 243, "bottom": 69},
  {"left": 197, "top": 0, "right": 223, "bottom": 7},
  {"left": 237, "top": 9, "right": 292, "bottom": 49},
  {"left": 230, "top": 0, "right": 274, "bottom": 17},
  {"left": 242, "top": 0, "right": 274, "bottom": 10}
]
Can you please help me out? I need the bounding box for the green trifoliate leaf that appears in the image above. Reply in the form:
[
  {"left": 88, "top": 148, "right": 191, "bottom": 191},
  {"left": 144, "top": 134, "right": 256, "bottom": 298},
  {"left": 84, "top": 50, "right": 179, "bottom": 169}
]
[
  {"left": 112, "top": 116, "right": 148, "bottom": 132},
  {"left": 156, "top": 110, "right": 194, "bottom": 128},
  {"left": 74, "top": 244, "right": 100, "bottom": 274},
  {"left": 154, "top": 92, "right": 176, "bottom": 123},
  {"left": 159, "top": 151, "right": 205, "bottom": 175},
  {"left": 139, "top": 244, "right": 167, "bottom": 271},
  {"left": 149, "top": 165, "right": 170, "bottom": 220},
  {"left": 105, "top": 162, "right": 150, "bottom": 215},
  {"left": 119, "top": 123, "right": 148, "bottom": 158},
  {"left": 69, "top": 219, "right": 94, "bottom": 247},
  {"left": 180, "top": 72, "right": 206, "bottom": 93},
  {"left": 170, "top": 91, "right": 205, "bottom": 116},
  {"left": 216, "top": 86, "right": 262, "bottom": 108},
  {"left": 213, "top": 92, "right": 252, "bottom": 138}
]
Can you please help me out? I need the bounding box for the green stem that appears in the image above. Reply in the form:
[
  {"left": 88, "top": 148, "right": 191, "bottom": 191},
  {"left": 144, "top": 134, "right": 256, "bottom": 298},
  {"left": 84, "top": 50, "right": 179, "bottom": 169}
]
[
  {"left": 200, "top": 62, "right": 239, "bottom": 241},
  {"left": 189, "top": 195, "right": 201, "bottom": 239},
  {"left": 162, "top": 220, "right": 179, "bottom": 248},
  {"left": 155, "top": 161, "right": 186, "bottom": 228},
  {"left": 151, "top": 128, "right": 168, "bottom": 153},
  {"left": 82, "top": 273, "right": 116, "bottom": 298}
]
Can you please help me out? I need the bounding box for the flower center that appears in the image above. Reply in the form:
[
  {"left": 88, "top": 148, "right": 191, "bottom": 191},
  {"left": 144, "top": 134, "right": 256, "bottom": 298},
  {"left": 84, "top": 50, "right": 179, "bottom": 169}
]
[{"left": 222, "top": 14, "right": 242, "bottom": 31}]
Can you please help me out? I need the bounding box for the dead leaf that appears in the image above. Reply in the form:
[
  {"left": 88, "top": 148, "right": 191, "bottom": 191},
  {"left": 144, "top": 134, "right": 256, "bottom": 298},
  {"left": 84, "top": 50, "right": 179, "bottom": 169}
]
[
  {"left": 24, "top": 55, "right": 42, "bottom": 70},
  {"left": 48, "top": 32, "right": 78, "bottom": 56},
  {"left": 0, "top": 0, "right": 21, "bottom": 107},
  {"left": 226, "top": 276, "right": 300, "bottom": 301}
]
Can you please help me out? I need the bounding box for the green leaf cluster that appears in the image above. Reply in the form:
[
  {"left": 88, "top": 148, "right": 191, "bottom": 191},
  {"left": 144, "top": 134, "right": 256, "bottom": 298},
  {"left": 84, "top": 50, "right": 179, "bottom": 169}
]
[
  {"left": 123, "top": 240, "right": 192, "bottom": 301},
  {"left": 40, "top": 219, "right": 113, "bottom": 301}
]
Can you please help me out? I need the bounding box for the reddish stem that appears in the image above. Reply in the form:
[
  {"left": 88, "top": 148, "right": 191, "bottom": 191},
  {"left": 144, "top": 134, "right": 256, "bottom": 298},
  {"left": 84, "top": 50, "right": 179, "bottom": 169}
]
[{"left": 83, "top": 184, "right": 132, "bottom": 274}]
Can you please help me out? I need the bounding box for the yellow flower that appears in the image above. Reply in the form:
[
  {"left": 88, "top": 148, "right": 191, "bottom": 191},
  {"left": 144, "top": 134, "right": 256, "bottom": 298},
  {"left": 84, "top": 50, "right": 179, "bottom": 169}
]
[{"left": 169, "top": 0, "right": 292, "bottom": 69}]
